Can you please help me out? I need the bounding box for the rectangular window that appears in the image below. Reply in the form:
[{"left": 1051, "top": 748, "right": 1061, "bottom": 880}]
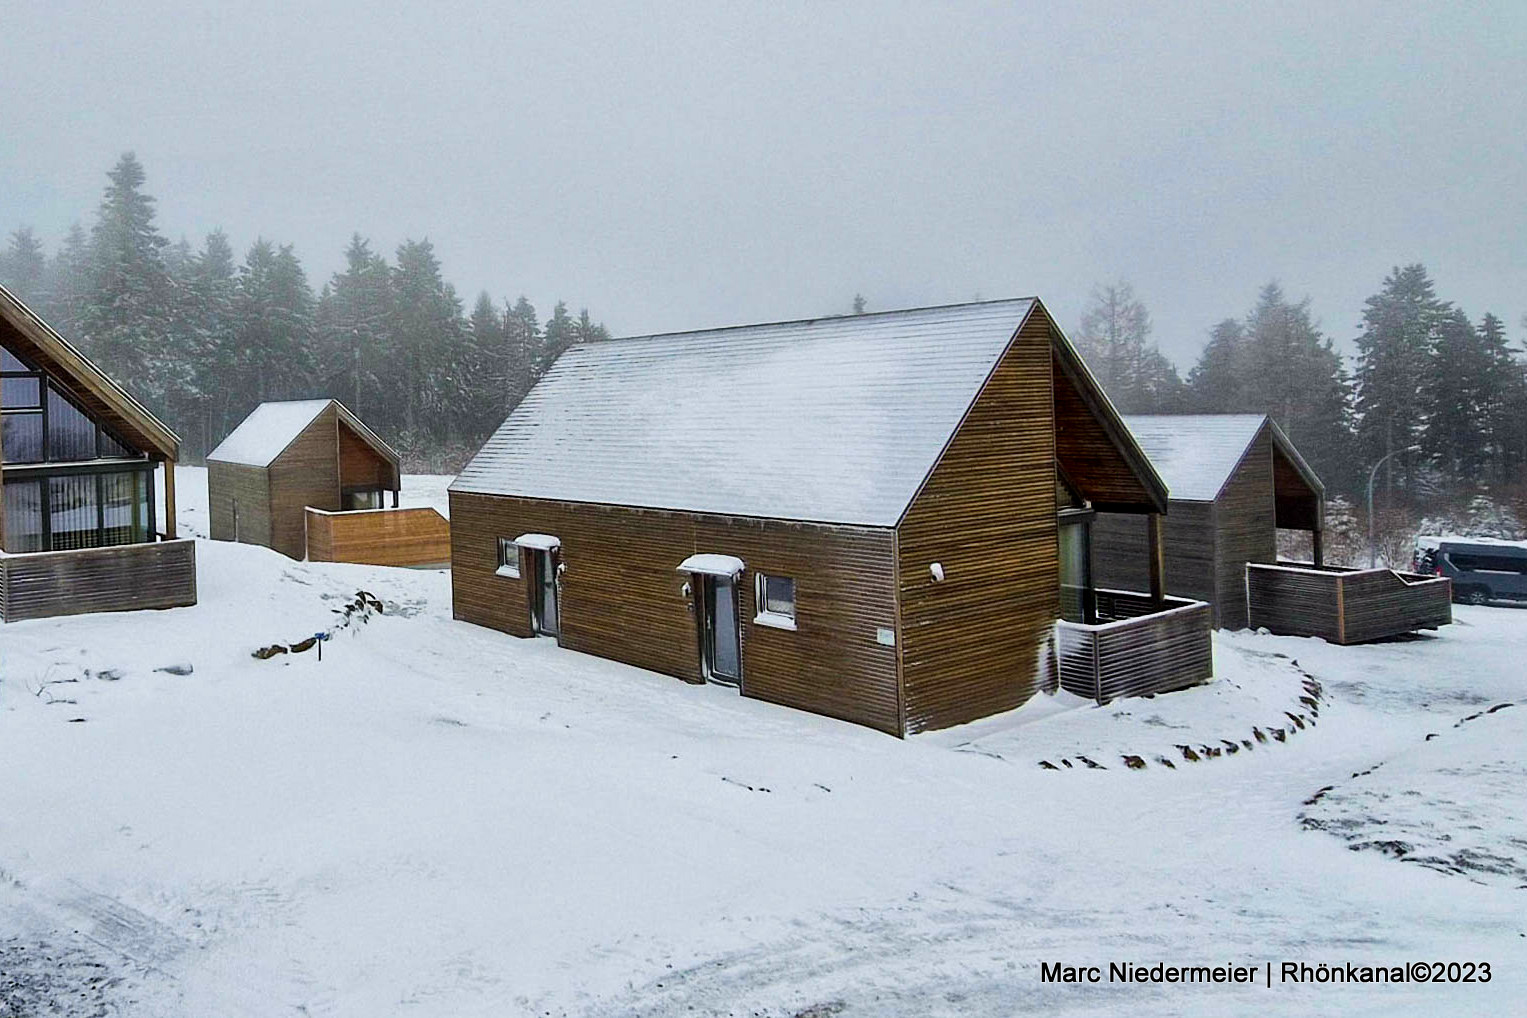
[
  {"left": 49, "top": 473, "right": 102, "bottom": 551},
  {"left": 343, "top": 488, "right": 383, "bottom": 511},
  {"left": 753, "top": 573, "right": 796, "bottom": 629},
  {"left": 2, "top": 478, "right": 45, "bottom": 553},
  {"left": 1, "top": 411, "right": 44, "bottom": 463},
  {"left": 2, "top": 375, "right": 41, "bottom": 408},
  {"left": 496, "top": 537, "right": 521, "bottom": 578},
  {"left": 101, "top": 470, "right": 150, "bottom": 546},
  {"left": 47, "top": 385, "right": 99, "bottom": 461}
]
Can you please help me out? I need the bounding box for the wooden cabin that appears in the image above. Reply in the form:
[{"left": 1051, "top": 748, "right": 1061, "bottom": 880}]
[
  {"left": 207, "top": 399, "right": 402, "bottom": 560},
  {"left": 450, "top": 298, "right": 1212, "bottom": 736},
  {"left": 1091, "top": 414, "right": 1324, "bottom": 629},
  {"left": 0, "top": 283, "right": 196, "bottom": 622}
]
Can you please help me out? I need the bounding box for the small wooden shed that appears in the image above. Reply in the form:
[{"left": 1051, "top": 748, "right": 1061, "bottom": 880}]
[
  {"left": 207, "top": 399, "right": 401, "bottom": 560},
  {"left": 1092, "top": 414, "right": 1324, "bottom": 629}
]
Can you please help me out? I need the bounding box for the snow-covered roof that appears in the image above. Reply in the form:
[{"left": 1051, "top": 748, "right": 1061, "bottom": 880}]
[
  {"left": 208, "top": 399, "right": 399, "bottom": 470},
  {"left": 514, "top": 533, "right": 562, "bottom": 551},
  {"left": 1121, "top": 414, "right": 1288, "bottom": 502},
  {"left": 451, "top": 299, "right": 1039, "bottom": 525}
]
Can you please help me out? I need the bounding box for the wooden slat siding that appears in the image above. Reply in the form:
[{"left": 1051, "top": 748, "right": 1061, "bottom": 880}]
[
  {"left": 1213, "top": 431, "right": 1277, "bottom": 631},
  {"left": 267, "top": 404, "right": 343, "bottom": 560},
  {"left": 896, "top": 309, "right": 1056, "bottom": 733},
  {"left": 1052, "top": 354, "right": 1155, "bottom": 510},
  {"left": 338, "top": 424, "right": 391, "bottom": 490},
  {"left": 1272, "top": 447, "right": 1321, "bottom": 530},
  {"left": 306, "top": 507, "right": 451, "bottom": 567},
  {"left": 1246, "top": 564, "right": 1343, "bottom": 641},
  {"left": 1056, "top": 593, "right": 1213, "bottom": 702},
  {"left": 1336, "top": 569, "right": 1452, "bottom": 643},
  {"left": 207, "top": 460, "right": 272, "bottom": 548},
  {"left": 1093, "top": 501, "right": 1217, "bottom": 611},
  {"left": 449, "top": 491, "right": 903, "bottom": 734},
  {"left": 1247, "top": 563, "right": 1451, "bottom": 644},
  {"left": 0, "top": 539, "right": 197, "bottom": 622}
]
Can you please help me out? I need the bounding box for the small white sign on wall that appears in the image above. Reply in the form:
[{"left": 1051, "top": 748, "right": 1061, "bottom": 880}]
[{"left": 875, "top": 627, "right": 896, "bottom": 647}]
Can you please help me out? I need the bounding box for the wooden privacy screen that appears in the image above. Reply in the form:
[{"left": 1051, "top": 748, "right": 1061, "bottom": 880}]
[
  {"left": 305, "top": 507, "right": 451, "bottom": 567},
  {"left": 1246, "top": 562, "right": 1451, "bottom": 644},
  {"left": 0, "top": 539, "right": 197, "bottom": 622},
  {"left": 1055, "top": 590, "right": 1214, "bottom": 703}
]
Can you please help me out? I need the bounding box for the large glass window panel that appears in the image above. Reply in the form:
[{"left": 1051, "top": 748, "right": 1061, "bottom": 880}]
[
  {"left": 1, "top": 344, "right": 29, "bottom": 372},
  {"left": 2, "top": 375, "right": 41, "bottom": 409},
  {"left": 99, "top": 429, "right": 134, "bottom": 458},
  {"left": 2, "top": 478, "right": 45, "bottom": 553},
  {"left": 47, "top": 385, "right": 98, "bottom": 461},
  {"left": 2, "top": 412, "right": 44, "bottom": 463},
  {"left": 49, "top": 473, "right": 101, "bottom": 550},
  {"left": 101, "top": 470, "right": 150, "bottom": 546},
  {"left": 1058, "top": 515, "right": 1093, "bottom": 624}
]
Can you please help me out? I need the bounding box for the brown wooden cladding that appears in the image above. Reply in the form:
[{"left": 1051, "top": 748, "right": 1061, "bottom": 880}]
[
  {"left": 896, "top": 308, "right": 1057, "bottom": 733},
  {"left": 338, "top": 424, "right": 395, "bottom": 490},
  {"left": 1056, "top": 592, "right": 1213, "bottom": 702},
  {"left": 306, "top": 507, "right": 450, "bottom": 567},
  {"left": 450, "top": 491, "right": 903, "bottom": 734},
  {"left": 1052, "top": 355, "right": 1159, "bottom": 512},
  {"left": 1246, "top": 563, "right": 1452, "bottom": 644},
  {"left": 267, "top": 406, "right": 343, "bottom": 559},
  {"left": 1093, "top": 501, "right": 1216, "bottom": 612},
  {"left": 1094, "top": 427, "right": 1279, "bottom": 630},
  {"left": 0, "top": 538, "right": 197, "bottom": 622},
  {"left": 207, "top": 460, "right": 272, "bottom": 548},
  {"left": 1272, "top": 447, "right": 1321, "bottom": 531},
  {"left": 1214, "top": 432, "right": 1277, "bottom": 630}
]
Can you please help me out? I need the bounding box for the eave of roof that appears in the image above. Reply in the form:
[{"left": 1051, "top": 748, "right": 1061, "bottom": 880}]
[{"left": 0, "top": 282, "right": 180, "bottom": 459}]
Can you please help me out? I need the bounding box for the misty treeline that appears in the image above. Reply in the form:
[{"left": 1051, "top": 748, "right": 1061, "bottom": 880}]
[
  {"left": 1072, "top": 277, "right": 1527, "bottom": 504},
  {"left": 0, "top": 153, "right": 608, "bottom": 466}
]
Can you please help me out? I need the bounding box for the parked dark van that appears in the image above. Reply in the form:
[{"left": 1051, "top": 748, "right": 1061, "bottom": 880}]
[{"left": 1414, "top": 539, "right": 1527, "bottom": 605}]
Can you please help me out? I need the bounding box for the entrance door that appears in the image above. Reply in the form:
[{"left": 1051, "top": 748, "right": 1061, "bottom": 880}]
[
  {"left": 701, "top": 575, "right": 741, "bottom": 685},
  {"left": 531, "top": 549, "right": 559, "bottom": 637}
]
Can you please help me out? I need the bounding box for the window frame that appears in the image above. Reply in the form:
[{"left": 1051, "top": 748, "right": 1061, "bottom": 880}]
[
  {"left": 752, "top": 572, "right": 797, "bottom": 630},
  {"left": 495, "top": 537, "right": 522, "bottom": 578}
]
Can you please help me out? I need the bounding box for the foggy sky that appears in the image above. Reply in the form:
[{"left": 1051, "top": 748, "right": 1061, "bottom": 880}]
[{"left": 3, "top": 1, "right": 1523, "bottom": 367}]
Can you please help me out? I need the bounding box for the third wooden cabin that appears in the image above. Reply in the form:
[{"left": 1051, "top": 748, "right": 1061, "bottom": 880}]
[{"left": 1091, "top": 414, "right": 1324, "bottom": 629}]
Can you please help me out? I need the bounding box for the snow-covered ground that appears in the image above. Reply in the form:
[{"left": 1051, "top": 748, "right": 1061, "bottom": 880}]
[{"left": 2, "top": 469, "right": 1523, "bottom": 1016}]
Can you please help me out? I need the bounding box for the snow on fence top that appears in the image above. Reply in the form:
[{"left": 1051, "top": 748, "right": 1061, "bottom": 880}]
[
  {"left": 451, "top": 298, "right": 1038, "bottom": 526},
  {"left": 207, "top": 399, "right": 339, "bottom": 467},
  {"left": 1120, "top": 414, "right": 1270, "bottom": 502}
]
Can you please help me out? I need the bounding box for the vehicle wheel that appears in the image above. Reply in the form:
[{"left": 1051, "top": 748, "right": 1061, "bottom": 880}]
[{"left": 1461, "top": 587, "right": 1489, "bottom": 606}]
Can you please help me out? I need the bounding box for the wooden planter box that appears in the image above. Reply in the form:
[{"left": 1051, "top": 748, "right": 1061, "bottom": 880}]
[
  {"left": 1055, "top": 589, "right": 1214, "bottom": 703},
  {"left": 0, "top": 538, "right": 197, "bottom": 623},
  {"left": 306, "top": 506, "right": 451, "bottom": 567},
  {"left": 1246, "top": 561, "right": 1452, "bottom": 644}
]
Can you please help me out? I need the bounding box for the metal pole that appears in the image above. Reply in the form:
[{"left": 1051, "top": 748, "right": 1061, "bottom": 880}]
[{"left": 1366, "top": 445, "right": 1421, "bottom": 568}]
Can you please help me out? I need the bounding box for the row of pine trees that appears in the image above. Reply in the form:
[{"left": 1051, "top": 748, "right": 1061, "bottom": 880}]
[
  {"left": 1072, "top": 278, "right": 1527, "bottom": 498},
  {"left": 0, "top": 153, "right": 608, "bottom": 463},
  {"left": 3, "top": 154, "right": 1524, "bottom": 495}
]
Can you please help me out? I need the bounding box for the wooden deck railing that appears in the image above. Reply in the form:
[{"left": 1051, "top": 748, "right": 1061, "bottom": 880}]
[
  {"left": 305, "top": 506, "right": 451, "bottom": 567},
  {"left": 1055, "top": 589, "right": 1214, "bottom": 703},
  {"left": 1246, "top": 561, "right": 1451, "bottom": 644},
  {"left": 0, "top": 538, "right": 198, "bottom": 623}
]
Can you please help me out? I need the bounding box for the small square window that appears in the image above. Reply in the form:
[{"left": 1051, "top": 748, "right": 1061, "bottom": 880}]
[
  {"left": 343, "top": 488, "right": 383, "bottom": 511},
  {"left": 754, "top": 573, "right": 796, "bottom": 629},
  {"left": 496, "top": 537, "right": 521, "bottom": 578}
]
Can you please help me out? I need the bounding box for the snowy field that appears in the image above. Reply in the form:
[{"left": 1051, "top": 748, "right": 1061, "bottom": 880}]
[{"left": 1, "top": 469, "right": 1523, "bottom": 1016}]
